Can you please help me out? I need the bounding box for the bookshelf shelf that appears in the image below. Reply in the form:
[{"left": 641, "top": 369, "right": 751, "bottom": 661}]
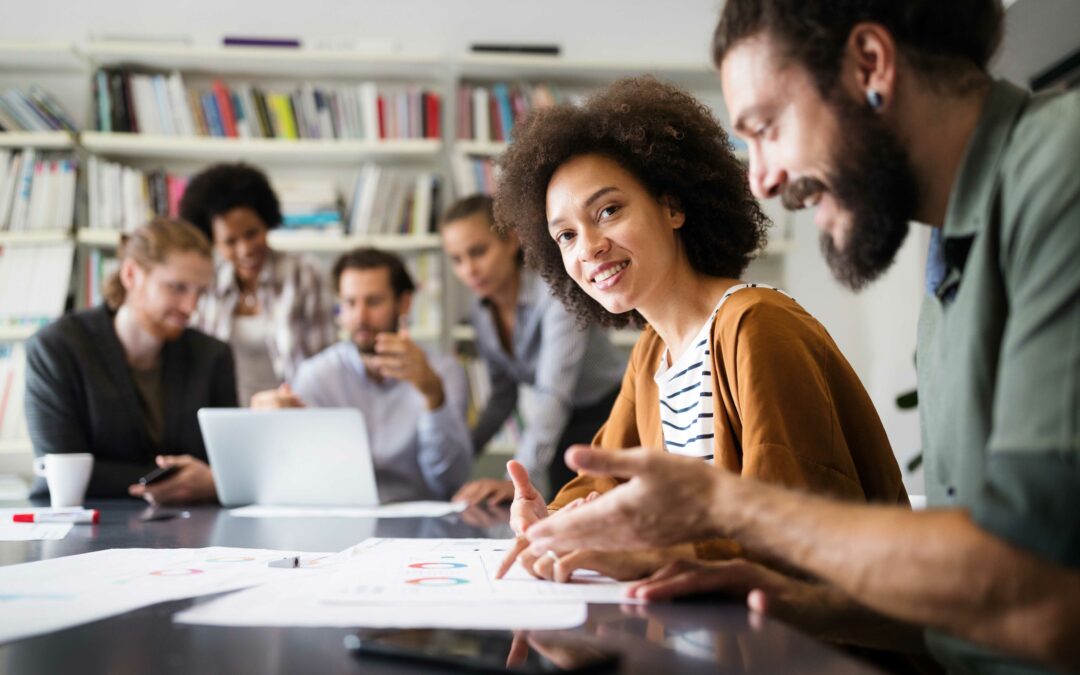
[
  {"left": 0, "top": 440, "right": 32, "bottom": 455},
  {"left": 0, "top": 230, "right": 72, "bottom": 245},
  {"left": 455, "top": 140, "right": 507, "bottom": 157},
  {"left": 80, "top": 133, "right": 442, "bottom": 164},
  {"left": 450, "top": 324, "right": 476, "bottom": 342},
  {"left": 610, "top": 329, "right": 641, "bottom": 348},
  {"left": 407, "top": 327, "right": 441, "bottom": 343},
  {"left": 458, "top": 53, "right": 717, "bottom": 83},
  {"left": 0, "top": 41, "right": 84, "bottom": 73},
  {"left": 0, "top": 325, "right": 38, "bottom": 342},
  {"left": 268, "top": 232, "right": 443, "bottom": 253},
  {"left": 0, "top": 132, "right": 75, "bottom": 150},
  {"left": 76, "top": 228, "right": 445, "bottom": 253},
  {"left": 76, "top": 228, "right": 122, "bottom": 248},
  {"left": 83, "top": 42, "right": 443, "bottom": 79}
]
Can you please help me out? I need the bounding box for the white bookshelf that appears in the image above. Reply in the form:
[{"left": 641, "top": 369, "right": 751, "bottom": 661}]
[
  {"left": 76, "top": 228, "right": 123, "bottom": 248},
  {"left": 454, "top": 140, "right": 508, "bottom": 157},
  {"left": 81, "top": 133, "right": 442, "bottom": 164},
  {"left": 610, "top": 329, "right": 641, "bottom": 348},
  {"left": 0, "top": 230, "right": 72, "bottom": 244},
  {"left": 0, "top": 132, "right": 75, "bottom": 150},
  {"left": 83, "top": 42, "right": 443, "bottom": 79},
  {"left": 0, "top": 41, "right": 84, "bottom": 73},
  {"left": 457, "top": 53, "right": 717, "bottom": 84},
  {"left": 0, "top": 440, "right": 32, "bottom": 455},
  {"left": 405, "top": 326, "right": 441, "bottom": 343},
  {"left": 76, "top": 228, "right": 444, "bottom": 253},
  {"left": 269, "top": 232, "right": 442, "bottom": 253},
  {"left": 450, "top": 324, "right": 476, "bottom": 342},
  {"left": 0, "top": 325, "right": 38, "bottom": 342}
]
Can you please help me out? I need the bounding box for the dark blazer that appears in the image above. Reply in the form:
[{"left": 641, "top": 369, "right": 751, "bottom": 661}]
[{"left": 25, "top": 305, "right": 238, "bottom": 498}]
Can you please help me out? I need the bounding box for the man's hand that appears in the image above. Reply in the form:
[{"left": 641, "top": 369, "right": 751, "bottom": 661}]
[
  {"left": 626, "top": 558, "right": 930, "bottom": 654},
  {"left": 525, "top": 445, "right": 724, "bottom": 556},
  {"left": 529, "top": 545, "right": 697, "bottom": 583},
  {"left": 369, "top": 329, "right": 445, "bottom": 410},
  {"left": 458, "top": 503, "right": 507, "bottom": 529},
  {"left": 250, "top": 383, "right": 305, "bottom": 409},
  {"left": 453, "top": 478, "right": 515, "bottom": 507},
  {"left": 128, "top": 455, "right": 217, "bottom": 505}
]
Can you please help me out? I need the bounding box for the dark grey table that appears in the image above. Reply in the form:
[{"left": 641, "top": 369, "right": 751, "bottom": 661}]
[{"left": 0, "top": 499, "right": 886, "bottom": 674}]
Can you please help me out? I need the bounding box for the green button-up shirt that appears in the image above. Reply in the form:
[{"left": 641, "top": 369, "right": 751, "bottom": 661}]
[{"left": 918, "top": 79, "right": 1080, "bottom": 674}]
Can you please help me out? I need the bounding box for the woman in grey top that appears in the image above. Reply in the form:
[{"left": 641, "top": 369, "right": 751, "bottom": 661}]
[
  {"left": 180, "top": 163, "right": 335, "bottom": 406},
  {"left": 441, "top": 195, "right": 625, "bottom": 503}
]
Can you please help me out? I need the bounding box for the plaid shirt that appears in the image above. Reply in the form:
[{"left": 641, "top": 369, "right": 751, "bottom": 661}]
[{"left": 192, "top": 249, "right": 336, "bottom": 383}]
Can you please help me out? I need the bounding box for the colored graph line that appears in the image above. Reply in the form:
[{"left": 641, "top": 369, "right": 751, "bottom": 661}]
[
  {"left": 405, "top": 577, "right": 470, "bottom": 587},
  {"left": 149, "top": 568, "right": 204, "bottom": 577},
  {"left": 408, "top": 561, "right": 467, "bottom": 570}
]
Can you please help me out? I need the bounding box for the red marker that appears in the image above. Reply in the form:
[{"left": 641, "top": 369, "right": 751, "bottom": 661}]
[{"left": 12, "top": 509, "right": 100, "bottom": 524}]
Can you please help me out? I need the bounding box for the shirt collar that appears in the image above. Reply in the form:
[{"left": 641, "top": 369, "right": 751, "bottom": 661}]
[
  {"left": 943, "top": 79, "right": 1030, "bottom": 240},
  {"left": 516, "top": 267, "right": 540, "bottom": 310},
  {"left": 477, "top": 265, "right": 536, "bottom": 311}
]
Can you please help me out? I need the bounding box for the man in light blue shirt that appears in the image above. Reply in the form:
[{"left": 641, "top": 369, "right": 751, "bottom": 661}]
[{"left": 252, "top": 248, "right": 471, "bottom": 503}]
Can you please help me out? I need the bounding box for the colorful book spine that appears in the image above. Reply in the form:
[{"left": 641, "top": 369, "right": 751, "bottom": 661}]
[
  {"left": 212, "top": 80, "right": 238, "bottom": 138},
  {"left": 201, "top": 92, "right": 225, "bottom": 137}
]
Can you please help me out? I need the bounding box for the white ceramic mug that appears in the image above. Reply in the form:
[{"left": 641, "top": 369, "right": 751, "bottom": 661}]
[{"left": 33, "top": 454, "right": 94, "bottom": 508}]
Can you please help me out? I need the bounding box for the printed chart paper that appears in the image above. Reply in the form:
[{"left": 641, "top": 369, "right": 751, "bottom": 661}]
[
  {"left": 175, "top": 579, "right": 588, "bottom": 630},
  {"left": 177, "top": 537, "right": 636, "bottom": 630},
  {"left": 228, "top": 501, "right": 467, "bottom": 519},
  {"left": 0, "top": 547, "right": 334, "bottom": 644},
  {"left": 323, "top": 537, "right": 641, "bottom": 605}
]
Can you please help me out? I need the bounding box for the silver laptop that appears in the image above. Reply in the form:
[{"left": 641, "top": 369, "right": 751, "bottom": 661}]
[{"left": 197, "top": 408, "right": 379, "bottom": 507}]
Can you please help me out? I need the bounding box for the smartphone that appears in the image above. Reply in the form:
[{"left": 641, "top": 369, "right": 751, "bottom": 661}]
[
  {"left": 345, "top": 630, "right": 619, "bottom": 674},
  {"left": 137, "top": 465, "right": 178, "bottom": 486}
]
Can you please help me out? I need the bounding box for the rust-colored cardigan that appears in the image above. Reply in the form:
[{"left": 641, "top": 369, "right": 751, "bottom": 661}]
[{"left": 549, "top": 288, "right": 908, "bottom": 558}]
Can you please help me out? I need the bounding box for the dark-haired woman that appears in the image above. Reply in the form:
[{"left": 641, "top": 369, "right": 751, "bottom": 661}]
[
  {"left": 440, "top": 195, "right": 624, "bottom": 505},
  {"left": 494, "top": 77, "right": 907, "bottom": 582},
  {"left": 180, "top": 163, "right": 335, "bottom": 406}
]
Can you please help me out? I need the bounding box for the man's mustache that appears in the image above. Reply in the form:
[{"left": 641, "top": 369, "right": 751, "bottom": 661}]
[{"left": 781, "top": 176, "right": 828, "bottom": 211}]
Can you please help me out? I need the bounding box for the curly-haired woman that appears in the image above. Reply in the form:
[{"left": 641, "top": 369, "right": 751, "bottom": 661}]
[
  {"left": 494, "top": 77, "right": 907, "bottom": 583},
  {"left": 180, "top": 163, "right": 335, "bottom": 406}
]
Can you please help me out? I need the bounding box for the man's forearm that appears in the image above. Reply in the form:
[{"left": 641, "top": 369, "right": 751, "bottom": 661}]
[{"left": 713, "top": 475, "right": 1079, "bottom": 667}]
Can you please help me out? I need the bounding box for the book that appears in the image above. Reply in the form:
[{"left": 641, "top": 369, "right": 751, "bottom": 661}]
[
  {"left": 212, "top": 80, "right": 238, "bottom": 138},
  {"left": 201, "top": 91, "right": 224, "bottom": 137},
  {"left": 472, "top": 87, "right": 490, "bottom": 143},
  {"left": 166, "top": 72, "right": 195, "bottom": 137},
  {"left": 492, "top": 83, "right": 514, "bottom": 140},
  {"left": 95, "top": 70, "right": 111, "bottom": 133}
]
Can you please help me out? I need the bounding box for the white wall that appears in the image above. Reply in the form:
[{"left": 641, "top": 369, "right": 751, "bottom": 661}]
[{"left": 0, "top": 0, "right": 723, "bottom": 63}]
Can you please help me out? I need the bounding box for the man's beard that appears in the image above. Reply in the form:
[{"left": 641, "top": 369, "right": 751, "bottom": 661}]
[
  {"left": 134, "top": 304, "right": 185, "bottom": 341},
  {"left": 782, "top": 94, "right": 919, "bottom": 291}
]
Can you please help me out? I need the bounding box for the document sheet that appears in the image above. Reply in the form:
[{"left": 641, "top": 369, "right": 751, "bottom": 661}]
[
  {"left": 0, "top": 547, "right": 333, "bottom": 643},
  {"left": 176, "top": 537, "right": 640, "bottom": 630}
]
